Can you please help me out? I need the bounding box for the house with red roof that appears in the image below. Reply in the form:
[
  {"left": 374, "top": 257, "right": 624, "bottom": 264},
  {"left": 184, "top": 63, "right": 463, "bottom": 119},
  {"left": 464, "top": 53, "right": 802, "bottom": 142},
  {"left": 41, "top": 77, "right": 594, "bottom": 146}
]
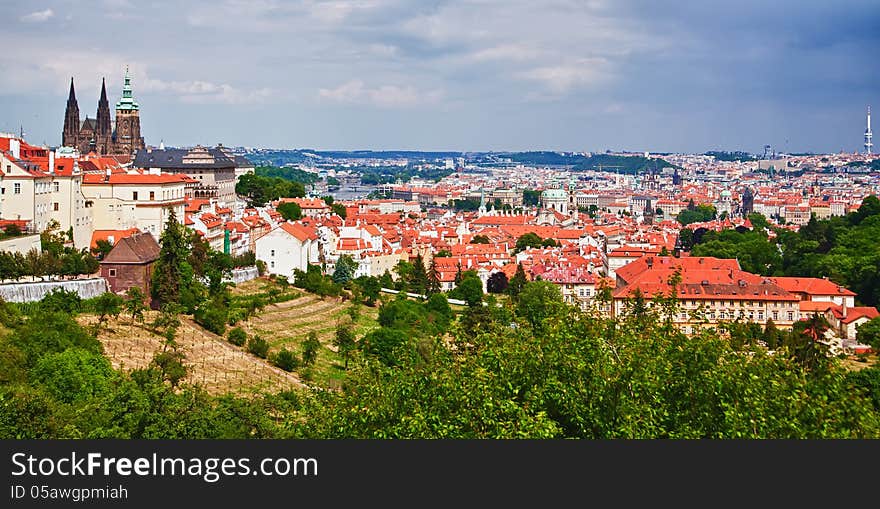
[
  {"left": 0, "top": 148, "right": 53, "bottom": 233},
  {"left": 255, "top": 221, "right": 320, "bottom": 278},
  {"left": 81, "top": 171, "right": 189, "bottom": 239},
  {"left": 612, "top": 255, "right": 802, "bottom": 333},
  {"left": 769, "top": 277, "right": 856, "bottom": 308}
]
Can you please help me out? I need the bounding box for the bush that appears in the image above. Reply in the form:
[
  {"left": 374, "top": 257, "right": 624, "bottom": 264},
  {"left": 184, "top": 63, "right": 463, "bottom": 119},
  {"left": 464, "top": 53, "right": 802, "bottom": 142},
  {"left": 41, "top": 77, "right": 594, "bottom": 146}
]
[
  {"left": 227, "top": 327, "right": 247, "bottom": 347},
  {"left": 247, "top": 335, "right": 270, "bottom": 358},
  {"left": 41, "top": 288, "right": 82, "bottom": 314},
  {"left": 194, "top": 304, "right": 228, "bottom": 336},
  {"left": 273, "top": 348, "right": 299, "bottom": 372}
]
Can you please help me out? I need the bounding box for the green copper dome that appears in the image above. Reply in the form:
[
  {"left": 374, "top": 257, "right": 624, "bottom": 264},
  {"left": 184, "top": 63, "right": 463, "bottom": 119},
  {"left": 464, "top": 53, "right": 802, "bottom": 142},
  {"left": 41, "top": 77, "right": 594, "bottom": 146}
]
[
  {"left": 115, "top": 66, "right": 139, "bottom": 111},
  {"left": 541, "top": 188, "right": 568, "bottom": 200}
]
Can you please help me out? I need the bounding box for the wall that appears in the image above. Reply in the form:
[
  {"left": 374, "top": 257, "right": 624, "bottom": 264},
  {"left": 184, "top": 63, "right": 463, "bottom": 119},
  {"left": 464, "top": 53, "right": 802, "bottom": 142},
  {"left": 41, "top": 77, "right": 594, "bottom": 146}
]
[
  {"left": 0, "top": 234, "right": 41, "bottom": 255},
  {"left": 0, "top": 278, "right": 108, "bottom": 303}
]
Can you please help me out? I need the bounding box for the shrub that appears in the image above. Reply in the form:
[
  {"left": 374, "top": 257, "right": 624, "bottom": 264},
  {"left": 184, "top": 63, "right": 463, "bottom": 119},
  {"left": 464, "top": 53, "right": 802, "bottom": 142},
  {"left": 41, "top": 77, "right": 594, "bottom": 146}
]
[
  {"left": 273, "top": 348, "right": 298, "bottom": 372},
  {"left": 247, "top": 335, "right": 270, "bottom": 358},
  {"left": 194, "top": 305, "right": 228, "bottom": 336},
  {"left": 227, "top": 327, "right": 247, "bottom": 347}
]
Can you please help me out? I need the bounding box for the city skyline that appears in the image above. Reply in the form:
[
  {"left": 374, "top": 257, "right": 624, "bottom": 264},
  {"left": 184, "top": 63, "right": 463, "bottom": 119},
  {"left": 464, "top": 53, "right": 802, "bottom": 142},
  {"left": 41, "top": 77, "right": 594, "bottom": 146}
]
[{"left": 1, "top": 0, "right": 878, "bottom": 153}]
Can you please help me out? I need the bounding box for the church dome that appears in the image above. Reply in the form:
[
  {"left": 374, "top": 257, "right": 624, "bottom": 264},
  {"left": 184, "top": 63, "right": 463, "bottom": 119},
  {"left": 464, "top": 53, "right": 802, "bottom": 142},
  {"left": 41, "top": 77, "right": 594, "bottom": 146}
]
[{"left": 541, "top": 188, "right": 568, "bottom": 200}]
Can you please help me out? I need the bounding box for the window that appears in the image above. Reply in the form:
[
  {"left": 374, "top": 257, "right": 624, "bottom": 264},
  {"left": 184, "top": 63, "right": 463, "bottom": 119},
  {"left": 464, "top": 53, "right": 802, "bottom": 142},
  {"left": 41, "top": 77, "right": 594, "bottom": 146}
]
[
  {"left": 150, "top": 191, "right": 155, "bottom": 200},
  {"left": 53, "top": 182, "right": 59, "bottom": 192},
  {"left": 787, "top": 312, "right": 794, "bottom": 321},
  {"left": 108, "top": 269, "right": 117, "bottom": 277},
  {"left": 13, "top": 183, "right": 20, "bottom": 194},
  {"left": 132, "top": 191, "right": 138, "bottom": 201},
  {"left": 53, "top": 203, "right": 59, "bottom": 211},
  {"left": 270, "top": 250, "right": 275, "bottom": 256},
  {"left": 270, "top": 261, "right": 275, "bottom": 268}
]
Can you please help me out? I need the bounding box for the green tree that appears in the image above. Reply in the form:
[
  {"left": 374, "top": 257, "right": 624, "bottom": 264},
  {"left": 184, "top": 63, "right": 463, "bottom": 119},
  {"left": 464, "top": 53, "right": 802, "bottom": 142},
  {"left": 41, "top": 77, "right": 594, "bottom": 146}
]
[
  {"left": 360, "top": 328, "right": 410, "bottom": 367},
  {"left": 450, "top": 274, "right": 483, "bottom": 307},
  {"left": 334, "top": 323, "right": 357, "bottom": 369},
  {"left": 151, "top": 209, "right": 192, "bottom": 307},
  {"left": 508, "top": 263, "right": 528, "bottom": 299},
  {"left": 470, "top": 235, "right": 490, "bottom": 244},
  {"left": 227, "top": 327, "right": 248, "bottom": 347},
  {"left": 332, "top": 255, "right": 358, "bottom": 285},
  {"left": 763, "top": 318, "right": 781, "bottom": 350},
  {"left": 523, "top": 189, "right": 541, "bottom": 207},
  {"left": 122, "top": 286, "right": 147, "bottom": 325},
  {"left": 32, "top": 348, "right": 115, "bottom": 403},
  {"left": 677, "top": 204, "right": 716, "bottom": 226},
  {"left": 516, "top": 233, "right": 543, "bottom": 252},
  {"left": 856, "top": 317, "right": 880, "bottom": 350},
  {"left": 277, "top": 201, "right": 303, "bottom": 221},
  {"left": 331, "top": 203, "right": 347, "bottom": 219},
  {"left": 409, "top": 254, "right": 429, "bottom": 296},
  {"left": 93, "top": 292, "right": 124, "bottom": 330},
  {"left": 247, "top": 335, "right": 270, "bottom": 358},
  {"left": 301, "top": 331, "right": 321, "bottom": 367},
  {"left": 94, "top": 239, "right": 114, "bottom": 259},
  {"left": 516, "top": 280, "right": 564, "bottom": 334},
  {"left": 151, "top": 346, "right": 188, "bottom": 388},
  {"left": 273, "top": 349, "right": 299, "bottom": 372}
]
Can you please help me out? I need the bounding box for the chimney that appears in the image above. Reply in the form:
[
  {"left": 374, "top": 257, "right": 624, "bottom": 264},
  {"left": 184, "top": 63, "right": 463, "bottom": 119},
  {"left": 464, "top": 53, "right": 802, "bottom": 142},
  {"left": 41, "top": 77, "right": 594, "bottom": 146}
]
[
  {"left": 105, "top": 168, "right": 111, "bottom": 182},
  {"left": 10, "top": 138, "right": 20, "bottom": 160},
  {"left": 49, "top": 150, "right": 55, "bottom": 175}
]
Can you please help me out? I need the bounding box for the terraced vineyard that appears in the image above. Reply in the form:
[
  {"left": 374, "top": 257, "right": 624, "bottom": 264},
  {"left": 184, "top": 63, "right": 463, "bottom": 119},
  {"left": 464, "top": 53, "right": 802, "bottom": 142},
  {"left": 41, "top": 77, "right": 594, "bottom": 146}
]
[
  {"left": 232, "top": 279, "right": 380, "bottom": 388},
  {"left": 84, "top": 278, "right": 379, "bottom": 395},
  {"left": 80, "top": 312, "right": 303, "bottom": 396}
]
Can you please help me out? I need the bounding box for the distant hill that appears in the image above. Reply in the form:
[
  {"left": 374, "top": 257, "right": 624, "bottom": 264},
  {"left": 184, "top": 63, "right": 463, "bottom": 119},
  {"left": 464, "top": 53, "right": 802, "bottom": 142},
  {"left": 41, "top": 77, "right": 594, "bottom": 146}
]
[{"left": 243, "top": 149, "right": 676, "bottom": 173}]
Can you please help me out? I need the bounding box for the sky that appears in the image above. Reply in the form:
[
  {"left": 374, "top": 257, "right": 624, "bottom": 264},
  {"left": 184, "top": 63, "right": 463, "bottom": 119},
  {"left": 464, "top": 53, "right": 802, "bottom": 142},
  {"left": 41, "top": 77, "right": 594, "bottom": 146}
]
[{"left": 1, "top": 0, "right": 878, "bottom": 154}]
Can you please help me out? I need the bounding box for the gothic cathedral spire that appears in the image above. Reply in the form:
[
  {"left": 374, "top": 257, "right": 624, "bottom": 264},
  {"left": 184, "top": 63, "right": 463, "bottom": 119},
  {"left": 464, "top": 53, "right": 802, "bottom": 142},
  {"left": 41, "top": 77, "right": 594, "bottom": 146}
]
[
  {"left": 62, "top": 77, "right": 80, "bottom": 147},
  {"left": 95, "top": 78, "right": 112, "bottom": 153}
]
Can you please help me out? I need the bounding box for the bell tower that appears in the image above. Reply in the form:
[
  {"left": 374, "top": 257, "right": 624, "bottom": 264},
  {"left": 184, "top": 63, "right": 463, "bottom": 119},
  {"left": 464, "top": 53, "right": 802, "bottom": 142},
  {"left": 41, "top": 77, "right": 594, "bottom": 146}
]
[{"left": 114, "top": 66, "right": 144, "bottom": 155}]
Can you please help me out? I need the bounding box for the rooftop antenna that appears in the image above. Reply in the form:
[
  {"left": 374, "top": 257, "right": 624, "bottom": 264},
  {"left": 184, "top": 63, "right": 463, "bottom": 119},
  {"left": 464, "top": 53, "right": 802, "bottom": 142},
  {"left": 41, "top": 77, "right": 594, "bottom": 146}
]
[{"left": 866, "top": 105, "right": 873, "bottom": 155}]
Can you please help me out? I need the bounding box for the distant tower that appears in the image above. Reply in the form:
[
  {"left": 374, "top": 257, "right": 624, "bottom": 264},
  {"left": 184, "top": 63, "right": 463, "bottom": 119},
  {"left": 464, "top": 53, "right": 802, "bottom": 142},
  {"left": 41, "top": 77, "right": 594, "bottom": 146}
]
[
  {"left": 478, "top": 187, "right": 487, "bottom": 216},
  {"left": 95, "top": 78, "right": 113, "bottom": 154},
  {"left": 866, "top": 106, "right": 873, "bottom": 155},
  {"left": 741, "top": 187, "right": 754, "bottom": 216},
  {"left": 62, "top": 78, "right": 80, "bottom": 148},
  {"left": 114, "top": 66, "right": 145, "bottom": 155},
  {"left": 672, "top": 167, "right": 682, "bottom": 186}
]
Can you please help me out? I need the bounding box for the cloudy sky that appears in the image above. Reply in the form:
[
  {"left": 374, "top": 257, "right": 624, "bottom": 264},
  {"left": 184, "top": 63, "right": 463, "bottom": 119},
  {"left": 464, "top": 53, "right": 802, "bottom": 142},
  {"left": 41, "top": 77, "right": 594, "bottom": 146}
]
[{"left": 2, "top": 0, "right": 878, "bottom": 153}]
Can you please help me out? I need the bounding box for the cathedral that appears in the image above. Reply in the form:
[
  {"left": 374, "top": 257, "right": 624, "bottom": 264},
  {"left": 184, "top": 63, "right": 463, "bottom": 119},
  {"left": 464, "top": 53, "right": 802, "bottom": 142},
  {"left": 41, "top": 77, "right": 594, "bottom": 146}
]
[{"left": 62, "top": 68, "right": 145, "bottom": 156}]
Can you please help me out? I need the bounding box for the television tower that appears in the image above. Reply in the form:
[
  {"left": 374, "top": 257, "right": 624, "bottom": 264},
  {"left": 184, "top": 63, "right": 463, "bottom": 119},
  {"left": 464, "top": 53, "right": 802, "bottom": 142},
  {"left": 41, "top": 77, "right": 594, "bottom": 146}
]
[{"left": 865, "top": 106, "right": 873, "bottom": 155}]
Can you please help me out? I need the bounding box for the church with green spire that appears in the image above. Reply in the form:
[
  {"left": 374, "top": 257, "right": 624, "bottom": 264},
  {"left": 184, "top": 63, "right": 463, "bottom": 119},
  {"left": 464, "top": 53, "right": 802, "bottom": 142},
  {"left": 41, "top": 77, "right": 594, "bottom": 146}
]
[{"left": 61, "top": 66, "right": 145, "bottom": 156}]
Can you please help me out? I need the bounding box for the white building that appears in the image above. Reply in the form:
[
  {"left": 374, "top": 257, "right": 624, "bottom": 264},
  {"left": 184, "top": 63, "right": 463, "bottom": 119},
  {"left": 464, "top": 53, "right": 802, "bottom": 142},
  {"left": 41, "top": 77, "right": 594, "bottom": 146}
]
[
  {"left": 255, "top": 222, "right": 320, "bottom": 278},
  {"left": 81, "top": 171, "right": 189, "bottom": 238}
]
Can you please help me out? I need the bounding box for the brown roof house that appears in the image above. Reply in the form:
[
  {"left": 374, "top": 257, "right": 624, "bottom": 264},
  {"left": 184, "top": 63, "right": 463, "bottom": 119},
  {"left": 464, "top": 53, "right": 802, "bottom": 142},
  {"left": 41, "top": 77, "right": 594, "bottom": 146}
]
[{"left": 100, "top": 231, "right": 161, "bottom": 297}]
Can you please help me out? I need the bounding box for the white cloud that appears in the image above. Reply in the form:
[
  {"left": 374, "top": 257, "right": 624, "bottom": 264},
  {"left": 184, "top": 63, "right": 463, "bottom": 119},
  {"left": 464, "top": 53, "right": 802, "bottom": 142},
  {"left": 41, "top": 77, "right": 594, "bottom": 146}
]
[
  {"left": 319, "top": 79, "right": 442, "bottom": 107},
  {"left": 468, "top": 44, "right": 542, "bottom": 63},
  {"left": 518, "top": 58, "right": 611, "bottom": 94},
  {"left": 20, "top": 9, "right": 54, "bottom": 23}
]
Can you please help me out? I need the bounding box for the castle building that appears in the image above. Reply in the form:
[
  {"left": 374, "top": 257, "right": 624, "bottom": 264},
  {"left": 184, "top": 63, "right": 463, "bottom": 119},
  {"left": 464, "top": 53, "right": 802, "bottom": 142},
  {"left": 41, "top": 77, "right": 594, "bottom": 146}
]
[{"left": 62, "top": 68, "right": 145, "bottom": 157}]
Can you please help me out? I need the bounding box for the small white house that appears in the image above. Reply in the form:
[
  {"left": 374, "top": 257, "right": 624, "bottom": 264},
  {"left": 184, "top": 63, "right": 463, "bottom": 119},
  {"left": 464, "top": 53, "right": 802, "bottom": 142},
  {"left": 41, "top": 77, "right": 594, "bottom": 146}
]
[{"left": 255, "top": 222, "right": 320, "bottom": 279}]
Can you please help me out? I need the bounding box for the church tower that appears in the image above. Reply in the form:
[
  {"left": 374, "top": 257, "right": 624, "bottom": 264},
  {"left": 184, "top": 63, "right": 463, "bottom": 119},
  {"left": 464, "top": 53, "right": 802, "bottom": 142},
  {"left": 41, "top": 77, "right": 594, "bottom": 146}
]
[
  {"left": 114, "top": 66, "right": 144, "bottom": 155},
  {"left": 95, "top": 78, "right": 113, "bottom": 154},
  {"left": 62, "top": 78, "right": 80, "bottom": 148}
]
